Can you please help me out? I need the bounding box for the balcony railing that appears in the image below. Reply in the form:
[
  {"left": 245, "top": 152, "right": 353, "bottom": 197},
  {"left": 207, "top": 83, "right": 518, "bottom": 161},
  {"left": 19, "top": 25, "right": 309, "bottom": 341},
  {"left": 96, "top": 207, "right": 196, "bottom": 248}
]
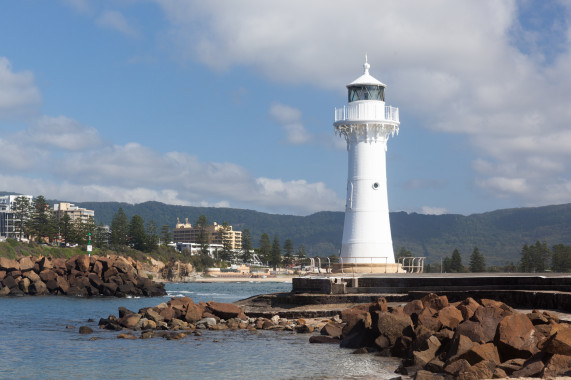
[{"left": 335, "top": 103, "right": 399, "bottom": 123}]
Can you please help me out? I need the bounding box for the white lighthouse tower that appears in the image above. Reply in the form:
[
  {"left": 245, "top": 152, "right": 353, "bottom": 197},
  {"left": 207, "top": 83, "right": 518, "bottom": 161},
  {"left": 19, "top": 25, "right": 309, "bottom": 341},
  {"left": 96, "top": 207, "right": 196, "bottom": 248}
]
[{"left": 334, "top": 57, "right": 402, "bottom": 273}]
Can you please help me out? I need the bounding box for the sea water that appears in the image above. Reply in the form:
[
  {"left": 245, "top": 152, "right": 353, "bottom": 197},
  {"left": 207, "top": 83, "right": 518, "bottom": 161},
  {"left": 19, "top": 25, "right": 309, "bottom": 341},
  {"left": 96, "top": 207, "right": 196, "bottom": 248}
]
[{"left": 0, "top": 282, "right": 400, "bottom": 379}]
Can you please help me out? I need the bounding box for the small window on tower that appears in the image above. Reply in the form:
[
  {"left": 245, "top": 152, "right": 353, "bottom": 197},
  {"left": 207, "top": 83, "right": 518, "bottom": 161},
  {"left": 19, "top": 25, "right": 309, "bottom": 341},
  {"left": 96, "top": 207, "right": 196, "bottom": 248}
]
[{"left": 372, "top": 182, "right": 380, "bottom": 190}]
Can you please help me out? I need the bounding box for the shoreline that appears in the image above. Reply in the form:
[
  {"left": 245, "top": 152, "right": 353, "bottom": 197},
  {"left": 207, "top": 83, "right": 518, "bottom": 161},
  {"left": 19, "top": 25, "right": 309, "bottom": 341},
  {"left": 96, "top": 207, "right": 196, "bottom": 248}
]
[{"left": 192, "top": 275, "right": 294, "bottom": 283}]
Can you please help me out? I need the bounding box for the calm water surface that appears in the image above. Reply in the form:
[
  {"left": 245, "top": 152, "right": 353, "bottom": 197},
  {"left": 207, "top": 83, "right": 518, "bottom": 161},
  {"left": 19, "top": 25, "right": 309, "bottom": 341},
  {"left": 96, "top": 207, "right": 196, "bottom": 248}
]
[{"left": 0, "top": 282, "right": 400, "bottom": 379}]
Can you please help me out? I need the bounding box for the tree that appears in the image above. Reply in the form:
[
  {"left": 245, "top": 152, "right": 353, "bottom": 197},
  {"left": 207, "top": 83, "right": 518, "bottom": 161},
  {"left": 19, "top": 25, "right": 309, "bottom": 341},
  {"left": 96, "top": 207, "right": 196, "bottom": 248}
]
[
  {"left": 59, "top": 213, "right": 72, "bottom": 244},
  {"left": 552, "top": 244, "right": 571, "bottom": 272},
  {"left": 129, "top": 215, "right": 148, "bottom": 251},
  {"left": 110, "top": 207, "right": 129, "bottom": 248},
  {"left": 94, "top": 222, "right": 108, "bottom": 249},
  {"left": 469, "top": 246, "right": 486, "bottom": 272},
  {"left": 160, "top": 225, "right": 171, "bottom": 246},
  {"left": 147, "top": 220, "right": 159, "bottom": 251},
  {"left": 241, "top": 229, "right": 253, "bottom": 263},
  {"left": 270, "top": 235, "right": 282, "bottom": 269},
  {"left": 195, "top": 215, "right": 210, "bottom": 255},
  {"left": 282, "top": 238, "right": 294, "bottom": 267},
  {"left": 297, "top": 244, "right": 307, "bottom": 266},
  {"left": 450, "top": 249, "right": 464, "bottom": 272},
  {"left": 395, "top": 247, "right": 413, "bottom": 260},
  {"left": 520, "top": 241, "right": 551, "bottom": 272},
  {"left": 258, "top": 233, "right": 271, "bottom": 264},
  {"left": 29, "top": 195, "right": 54, "bottom": 242},
  {"left": 12, "top": 196, "right": 31, "bottom": 241}
]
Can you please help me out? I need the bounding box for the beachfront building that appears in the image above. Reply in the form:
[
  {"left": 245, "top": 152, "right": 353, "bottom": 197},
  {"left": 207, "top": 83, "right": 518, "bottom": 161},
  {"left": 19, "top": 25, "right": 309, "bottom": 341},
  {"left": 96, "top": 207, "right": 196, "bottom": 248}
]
[
  {"left": 173, "top": 219, "right": 242, "bottom": 250},
  {"left": 333, "top": 57, "right": 402, "bottom": 273},
  {"left": 0, "top": 195, "right": 34, "bottom": 240},
  {"left": 53, "top": 202, "right": 95, "bottom": 223}
]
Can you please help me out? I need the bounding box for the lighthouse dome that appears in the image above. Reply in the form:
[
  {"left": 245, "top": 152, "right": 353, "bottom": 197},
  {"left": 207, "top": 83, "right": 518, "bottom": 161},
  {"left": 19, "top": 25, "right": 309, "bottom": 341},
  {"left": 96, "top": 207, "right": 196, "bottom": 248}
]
[{"left": 347, "top": 57, "right": 385, "bottom": 102}]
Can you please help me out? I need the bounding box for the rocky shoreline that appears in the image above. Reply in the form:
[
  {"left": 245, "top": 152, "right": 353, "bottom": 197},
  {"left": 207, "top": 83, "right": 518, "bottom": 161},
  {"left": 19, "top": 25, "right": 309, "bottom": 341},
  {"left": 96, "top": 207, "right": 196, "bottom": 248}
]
[
  {"left": 0, "top": 255, "right": 166, "bottom": 297},
  {"left": 90, "top": 293, "right": 571, "bottom": 379}
]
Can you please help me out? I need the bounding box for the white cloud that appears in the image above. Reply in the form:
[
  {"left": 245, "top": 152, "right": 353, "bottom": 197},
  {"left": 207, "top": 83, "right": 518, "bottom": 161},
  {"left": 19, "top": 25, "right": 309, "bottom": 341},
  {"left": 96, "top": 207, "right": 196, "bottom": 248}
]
[
  {"left": 154, "top": 0, "right": 571, "bottom": 208},
  {"left": 0, "top": 121, "right": 343, "bottom": 215},
  {"left": 0, "top": 57, "right": 41, "bottom": 119},
  {"left": 19, "top": 115, "right": 102, "bottom": 151},
  {"left": 269, "top": 102, "right": 312, "bottom": 145},
  {"left": 96, "top": 10, "right": 139, "bottom": 38},
  {"left": 421, "top": 206, "right": 447, "bottom": 215}
]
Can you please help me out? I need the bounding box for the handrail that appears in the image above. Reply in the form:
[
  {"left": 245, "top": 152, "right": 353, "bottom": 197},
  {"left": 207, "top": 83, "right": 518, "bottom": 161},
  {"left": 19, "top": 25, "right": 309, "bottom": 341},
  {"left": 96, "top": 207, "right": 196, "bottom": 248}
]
[{"left": 335, "top": 104, "right": 399, "bottom": 123}]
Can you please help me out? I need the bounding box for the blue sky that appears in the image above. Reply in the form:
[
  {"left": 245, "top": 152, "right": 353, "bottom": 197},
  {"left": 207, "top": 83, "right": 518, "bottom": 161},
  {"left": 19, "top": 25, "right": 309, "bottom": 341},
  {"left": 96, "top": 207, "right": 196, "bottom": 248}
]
[{"left": 1, "top": 0, "right": 570, "bottom": 216}]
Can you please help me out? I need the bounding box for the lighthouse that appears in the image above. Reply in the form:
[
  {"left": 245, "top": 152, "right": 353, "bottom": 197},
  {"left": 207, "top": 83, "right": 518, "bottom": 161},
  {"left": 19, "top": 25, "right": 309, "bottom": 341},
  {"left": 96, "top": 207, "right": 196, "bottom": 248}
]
[{"left": 334, "top": 57, "right": 401, "bottom": 273}]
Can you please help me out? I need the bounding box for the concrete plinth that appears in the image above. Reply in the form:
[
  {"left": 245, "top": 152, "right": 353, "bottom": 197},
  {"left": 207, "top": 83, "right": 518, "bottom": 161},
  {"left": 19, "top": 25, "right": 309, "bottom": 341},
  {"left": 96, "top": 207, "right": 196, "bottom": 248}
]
[{"left": 331, "top": 262, "right": 405, "bottom": 274}]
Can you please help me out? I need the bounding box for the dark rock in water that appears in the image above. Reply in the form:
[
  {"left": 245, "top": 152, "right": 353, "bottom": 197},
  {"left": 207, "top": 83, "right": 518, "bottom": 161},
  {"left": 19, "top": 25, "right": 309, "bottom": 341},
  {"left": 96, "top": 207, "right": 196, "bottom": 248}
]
[
  {"left": 207, "top": 301, "right": 246, "bottom": 320},
  {"left": 309, "top": 335, "right": 340, "bottom": 344},
  {"left": 79, "top": 326, "right": 93, "bottom": 334}
]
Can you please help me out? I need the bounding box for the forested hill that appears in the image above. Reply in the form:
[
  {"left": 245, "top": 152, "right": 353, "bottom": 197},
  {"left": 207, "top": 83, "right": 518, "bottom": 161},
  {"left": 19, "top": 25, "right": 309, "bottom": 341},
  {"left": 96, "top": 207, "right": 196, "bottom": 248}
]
[{"left": 71, "top": 200, "right": 571, "bottom": 266}]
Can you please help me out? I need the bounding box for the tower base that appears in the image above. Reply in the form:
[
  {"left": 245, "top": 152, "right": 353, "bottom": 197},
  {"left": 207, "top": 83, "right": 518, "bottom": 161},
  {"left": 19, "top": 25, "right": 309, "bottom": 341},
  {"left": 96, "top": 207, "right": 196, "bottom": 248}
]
[{"left": 331, "top": 262, "right": 405, "bottom": 274}]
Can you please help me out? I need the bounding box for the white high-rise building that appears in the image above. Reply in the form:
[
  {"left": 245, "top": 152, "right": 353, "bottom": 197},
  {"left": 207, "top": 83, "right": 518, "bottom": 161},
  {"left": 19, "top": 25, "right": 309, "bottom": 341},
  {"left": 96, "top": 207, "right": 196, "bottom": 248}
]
[{"left": 334, "top": 57, "right": 400, "bottom": 270}]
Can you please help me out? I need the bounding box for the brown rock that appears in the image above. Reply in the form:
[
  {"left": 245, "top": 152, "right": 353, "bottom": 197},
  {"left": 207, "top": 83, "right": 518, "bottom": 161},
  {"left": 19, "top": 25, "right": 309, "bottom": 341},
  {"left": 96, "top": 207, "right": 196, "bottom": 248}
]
[
  {"left": 23, "top": 270, "right": 41, "bottom": 283},
  {"left": 56, "top": 276, "right": 70, "bottom": 293},
  {"left": 457, "top": 360, "right": 495, "bottom": 380},
  {"left": 0, "top": 270, "right": 6, "bottom": 281},
  {"left": 159, "top": 307, "right": 175, "bottom": 322},
  {"left": 185, "top": 303, "right": 204, "bottom": 324},
  {"left": 511, "top": 359, "right": 544, "bottom": 378},
  {"left": 403, "top": 299, "right": 424, "bottom": 316},
  {"left": 447, "top": 333, "right": 475, "bottom": 363},
  {"left": 437, "top": 305, "right": 463, "bottom": 330},
  {"left": 29, "top": 280, "right": 48, "bottom": 295},
  {"left": 93, "top": 261, "right": 104, "bottom": 276},
  {"left": 472, "top": 306, "right": 512, "bottom": 342},
  {"left": 498, "top": 358, "right": 526, "bottom": 375},
  {"left": 145, "top": 308, "right": 164, "bottom": 324},
  {"left": 495, "top": 313, "right": 540, "bottom": 360},
  {"left": 117, "top": 333, "right": 137, "bottom": 339},
  {"left": 374, "top": 335, "right": 390, "bottom": 349},
  {"left": 320, "top": 322, "right": 342, "bottom": 338},
  {"left": 543, "top": 353, "right": 571, "bottom": 378},
  {"left": 341, "top": 308, "right": 372, "bottom": 336},
  {"left": 421, "top": 293, "right": 448, "bottom": 311},
  {"left": 459, "top": 342, "right": 500, "bottom": 366},
  {"left": 444, "top": 359, "right": 471, "bottom": 376},
  {"left": 309, "top": 335, "right": 339, "bottom": 344},
  {"left": 38, "top": 256, "right": 53, "bottom": 270},
  {"left": 18, "top": 257, "right": 35, "bottom": 272},
  {"left": 79, "top": 326, "right": 93, "bottom": 334},
  {"left": 413, "top": 335, "right": 441, "bottom": 367},
  {"left": 456, "top": 297, "right": 480, "bottom": 321},
  {"left": 541, "top": 326, "right": 571, "bottom": 355},
  {"left": 375, "top": 311, "right": 413, "bottom": 346},
  {"left": 207, "top": 301, "right": 244, "bottom": 320},
  {"left": 414, "top": 370, "right": 446, "bottom": 380},
  {"left": 369, "top": 297, "right": 388, "bottom": 313},
  {"left": 118, "top": 314, "right": 142, "bottom": 329},
  {"left": 52, "top": 257, "right": 67, "bottom": 270},
  {"left": 417, "top": 308, "right": 442, "bottom": 332},
  {"left": 19, "top": 277, "right": 31, "bottom": 293},
  {"left": 39, "top": 269, "right": 57, "bottom": 283},
  {"left": 0, "top": 257, "right": 19, "bottom": 271},
  {"left": 455, "top": 320, "right": 486, "bottom": 343}
]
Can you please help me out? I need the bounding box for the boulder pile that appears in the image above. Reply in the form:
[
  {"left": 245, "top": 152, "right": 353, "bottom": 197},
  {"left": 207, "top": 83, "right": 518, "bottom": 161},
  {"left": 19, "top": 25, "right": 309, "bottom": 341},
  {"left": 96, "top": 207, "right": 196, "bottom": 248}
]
[
  {"left": 321, "top": 293, "right": 571, "bottom": 379},
  {"left": 0, "top": 255, "right": 166, "bottom": 297},
  {"left": 97, "top": 296, "right": 331, "bottom": 338}
]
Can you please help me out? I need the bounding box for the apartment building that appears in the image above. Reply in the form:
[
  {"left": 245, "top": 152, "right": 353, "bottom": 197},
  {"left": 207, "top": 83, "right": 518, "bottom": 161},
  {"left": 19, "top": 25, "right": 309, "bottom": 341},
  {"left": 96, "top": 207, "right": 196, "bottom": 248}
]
[
  {"left": 53, "top": 202, "right": 95, "bottom": 223},
  {"left": 0, "top": 195, "right": 33, "bottom": 240},
  {"left": 173, "top": 219, "right": 242, "bottom": 250}
]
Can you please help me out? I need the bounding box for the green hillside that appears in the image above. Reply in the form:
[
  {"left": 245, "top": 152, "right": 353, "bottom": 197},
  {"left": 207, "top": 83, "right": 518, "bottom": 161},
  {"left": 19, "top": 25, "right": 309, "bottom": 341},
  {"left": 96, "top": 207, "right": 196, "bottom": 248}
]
[{"left": 71, "top": 200, "right": 571, "bottom": 266}]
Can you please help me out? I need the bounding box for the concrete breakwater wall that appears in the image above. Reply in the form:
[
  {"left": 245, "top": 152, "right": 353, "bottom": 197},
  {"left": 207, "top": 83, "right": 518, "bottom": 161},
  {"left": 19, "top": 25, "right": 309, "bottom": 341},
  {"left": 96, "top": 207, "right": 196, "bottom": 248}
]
[{"left": 0, "top": 255, "right": 166, "bottom": 297}]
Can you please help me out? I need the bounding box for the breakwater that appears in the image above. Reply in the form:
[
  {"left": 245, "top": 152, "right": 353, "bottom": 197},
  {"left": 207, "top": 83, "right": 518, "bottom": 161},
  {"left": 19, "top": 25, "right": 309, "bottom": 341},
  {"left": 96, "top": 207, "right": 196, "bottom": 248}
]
[{"left": 0, "top": 255, "right": 166, "bottom": 297}]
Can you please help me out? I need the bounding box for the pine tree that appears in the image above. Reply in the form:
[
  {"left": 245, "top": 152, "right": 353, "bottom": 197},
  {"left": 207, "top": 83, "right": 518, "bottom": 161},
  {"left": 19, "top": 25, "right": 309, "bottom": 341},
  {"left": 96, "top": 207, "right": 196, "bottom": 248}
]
[
  {"left": 241, "top": 229, "right": 253, "bottom": 263},
  {"left": 270, "top": 235, "right": 282, "bottom": 269},
  {"left": 110, "top": 207, "right": 129, "bottom": 248},
  {"left": 160, "top": 225, "right": 171, "bottom": 246},
  {"left": 12, "top": 196, "right": 31, "bottom": 241},
  {"left": 195, "top": 215, "right": 210, "bottom": 255},
  {"left": 283, "top": 239, "right": 294, "bottom": 267},
  {"left": 258, "top": 233, "right": 271, "bottom": 264},
  {"left": 29, "top": 195, "right": 54, "bottom": 242},
  {"left": 450, "top": 249, "right": 464, "bottom": 272},
  {"left": 129, "top": 215, "right": 147, "bottom": 251},
  {"left": 469, "top": 246, "right": 486, "bottom": 272}
]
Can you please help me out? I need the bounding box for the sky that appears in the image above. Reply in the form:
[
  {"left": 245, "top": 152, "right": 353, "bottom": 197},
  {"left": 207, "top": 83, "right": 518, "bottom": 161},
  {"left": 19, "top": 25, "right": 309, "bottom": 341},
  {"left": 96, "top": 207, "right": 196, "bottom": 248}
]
[{"left": 1, "top": 0, "right": 571, "bottom": 217}]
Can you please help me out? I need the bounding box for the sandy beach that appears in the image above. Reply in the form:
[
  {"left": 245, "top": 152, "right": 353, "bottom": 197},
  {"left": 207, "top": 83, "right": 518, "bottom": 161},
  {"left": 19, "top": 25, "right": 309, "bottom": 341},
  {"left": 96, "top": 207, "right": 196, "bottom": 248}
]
[{"left": 194, "top": 275, "right": 294, "bottom": 283}]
